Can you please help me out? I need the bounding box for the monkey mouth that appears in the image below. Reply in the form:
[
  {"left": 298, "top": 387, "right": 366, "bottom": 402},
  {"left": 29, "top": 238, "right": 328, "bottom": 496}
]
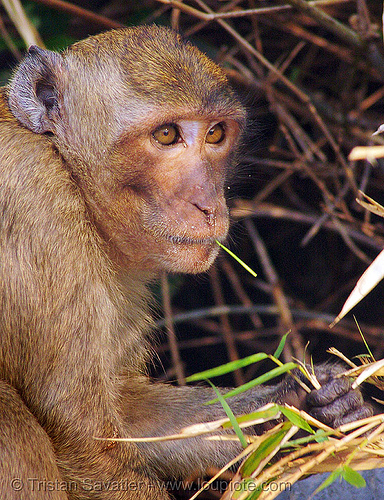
[
  {"left": 166, "top": 234, "right": 226, "bottom": 246},
  {"left": 167, "top": 235, "right": 213, "bottom": 245},
  {"left": 142, "top": 213, "right": 228, "bottom": 248}
]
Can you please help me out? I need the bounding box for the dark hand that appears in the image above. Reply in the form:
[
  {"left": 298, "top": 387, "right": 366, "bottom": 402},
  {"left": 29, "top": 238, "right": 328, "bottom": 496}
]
[{"left": 305, "top": 364, "right": 373, "bottom": 427}]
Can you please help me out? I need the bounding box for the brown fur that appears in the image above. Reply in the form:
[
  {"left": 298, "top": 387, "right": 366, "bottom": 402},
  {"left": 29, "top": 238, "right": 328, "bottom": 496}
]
[{"left": 0, "top": 26, "right": 372, "bottom": 499}]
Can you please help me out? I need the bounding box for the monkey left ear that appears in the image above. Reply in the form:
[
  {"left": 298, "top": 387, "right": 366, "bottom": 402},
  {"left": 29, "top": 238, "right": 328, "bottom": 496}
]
[{"left": 8, "top": 45, "right": 66, "bottom": 135}]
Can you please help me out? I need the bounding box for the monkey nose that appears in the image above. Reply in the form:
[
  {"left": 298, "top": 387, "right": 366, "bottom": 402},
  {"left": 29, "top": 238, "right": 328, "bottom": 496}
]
[
  {"left": 199, "top": 207, "right": 216, "bottom": 226},
  {"left": 190, "top": 197, "right": 218, "bottom": 227},
  {"left": 186, "top": 184, "right": 220, "bottom": 227}
]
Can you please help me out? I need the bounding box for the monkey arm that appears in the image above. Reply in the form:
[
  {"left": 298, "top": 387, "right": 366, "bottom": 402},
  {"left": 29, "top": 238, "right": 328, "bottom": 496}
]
[
  {"left": 121, "top": 364, "right": 372, "bottom": 479},
  {"left": 121, "top": 379, "right": 269, "bottom": 478}
]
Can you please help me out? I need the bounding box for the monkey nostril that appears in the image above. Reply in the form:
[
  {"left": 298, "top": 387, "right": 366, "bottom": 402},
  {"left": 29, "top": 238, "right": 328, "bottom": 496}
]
[
  {"left": 203, "top": 208, "right": 216, "bottom": 227},
  {"left": 192, "top": 203, "right": 216, "bottom": 226}
]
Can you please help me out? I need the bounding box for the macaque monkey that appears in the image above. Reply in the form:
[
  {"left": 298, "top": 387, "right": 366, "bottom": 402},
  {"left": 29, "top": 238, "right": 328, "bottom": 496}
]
[{"left": 0, "top": 25, "right": 372, "bottom": 499}]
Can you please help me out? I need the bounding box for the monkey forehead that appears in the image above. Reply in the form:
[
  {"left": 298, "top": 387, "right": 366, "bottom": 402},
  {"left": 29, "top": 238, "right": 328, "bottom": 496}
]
[{"left": 66, "top": 25, "right": 245, "bottom": 121}]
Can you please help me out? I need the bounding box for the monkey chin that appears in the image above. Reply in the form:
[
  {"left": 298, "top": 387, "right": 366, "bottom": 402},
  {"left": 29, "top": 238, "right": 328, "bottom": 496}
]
[{"left": 159, "top": 239, "right": 221, "bottom": 275}]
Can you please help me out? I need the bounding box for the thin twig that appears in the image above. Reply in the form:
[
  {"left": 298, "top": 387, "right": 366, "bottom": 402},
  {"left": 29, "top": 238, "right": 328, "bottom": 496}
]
[{"left": 161, "top": 272, "right": 185, "bottom": 385}]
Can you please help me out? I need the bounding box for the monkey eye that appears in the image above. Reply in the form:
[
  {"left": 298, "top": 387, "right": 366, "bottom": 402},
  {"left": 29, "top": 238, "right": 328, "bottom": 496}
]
[
  {"left": 206, "top": 123, "right": 225, "bottom": 144},
  {"left": 152, "top": 124, "right": 180, "bottom": 146}
]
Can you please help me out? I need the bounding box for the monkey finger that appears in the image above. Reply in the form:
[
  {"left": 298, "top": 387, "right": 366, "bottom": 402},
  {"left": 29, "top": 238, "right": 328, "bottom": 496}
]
[
  {"left": 306, "top": 377, "right": 352, "bottom": 407},
  {"left": 314, "top": 363, "right": 347, "bottom": 384},
  {"left": 332, "top": 404, "right": 374, "bottom": 428},
  {"left": 309, "top": 390, "right": 366, "bottom": 425}
]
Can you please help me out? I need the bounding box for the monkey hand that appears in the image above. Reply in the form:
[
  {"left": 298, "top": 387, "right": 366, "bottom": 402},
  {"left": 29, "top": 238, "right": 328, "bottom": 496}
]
[{"left": 300, "top": 364, "right": 373, "bottom": 427}]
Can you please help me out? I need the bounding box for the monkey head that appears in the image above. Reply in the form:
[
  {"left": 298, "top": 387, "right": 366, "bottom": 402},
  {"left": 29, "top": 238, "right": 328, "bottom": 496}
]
[{"left": 8, "top": 26, "right": 246, "bottom": 274}]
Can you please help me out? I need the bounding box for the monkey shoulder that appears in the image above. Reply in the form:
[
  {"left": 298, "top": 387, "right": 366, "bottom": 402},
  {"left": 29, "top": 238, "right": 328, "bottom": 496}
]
[{"left": 0, "top": 91, "right": 88, "bottom": 251}]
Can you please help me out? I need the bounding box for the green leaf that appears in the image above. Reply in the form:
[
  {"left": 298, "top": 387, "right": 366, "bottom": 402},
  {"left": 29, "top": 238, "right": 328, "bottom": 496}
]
[
  {"left": 207, "top": 362, "right": 298, "bottom": 403},
  {"left": 342, "top": 466, "right": 366, "bottom": 488},
  {"left": 279, "top": 406, "right": 315, "bottom": 434},
  {"left": 207, "top": 380, "right": 248, "bottom": 449},
  {"left": 186, "top": 353, "right": 269, "bottom": 382},
  {"left": 314, "top": 429, "right": 329, "bottom": 443},
  {"left": 273, "top": 332, "right": 289, "bottom": 359},
  {"left": 226, "top": 405, "right": 280, "bottom": 427},
  {"left": 241, "top": 422, "right": 291, "bottom": 476},
  {"left": 314, "top": 465, "right": 366, "bottom": 496},
  {"left": 247, "top": 488, "right": 263, "bottom": 500},
  {"left": 216, "top": 240, "right": 257, "bottom": 277},
  {"left": 313, "top": 468, "right": 343, "bottom": 495}
]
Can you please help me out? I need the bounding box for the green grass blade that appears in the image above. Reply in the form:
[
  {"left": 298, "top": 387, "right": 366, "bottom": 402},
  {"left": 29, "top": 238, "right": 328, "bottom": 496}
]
[
  {"left": 273, "top": 332, "right": 289, "bottom": 359},
  {"left": 313, "top": 468, "right": 343, "bottom": 495},
  {"left": 354, "top": 316, "right": 374, "bottom": 360},
  {"left": 186, "top": 352, "right": 269, "bottom": 382},
  {"left": 279, "top": 406, "right": 314, "bottom": 434},
  {"left": 229, "top": 405, "right": 280, "bottom": 427},
  {"left": 241, "top": 422, "right": 292, "bottom": 476},
  {"left": 216, "top": 240, "right": 257, "bottom": 277},
  {"left": 207, "top": 362, "right": 298, "bottom": 403},
  {"left": 207, "top": 380, "right": 248, "bottom": 448}
]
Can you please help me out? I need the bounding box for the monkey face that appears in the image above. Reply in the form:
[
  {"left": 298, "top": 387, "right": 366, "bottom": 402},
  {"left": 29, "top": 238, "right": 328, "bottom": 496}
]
[
  {"left": 7, "top": 26, "right": 246, "bottom": 275},
  {"left": 87, "top": 113, "right": 243, "bottom": 274}
]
